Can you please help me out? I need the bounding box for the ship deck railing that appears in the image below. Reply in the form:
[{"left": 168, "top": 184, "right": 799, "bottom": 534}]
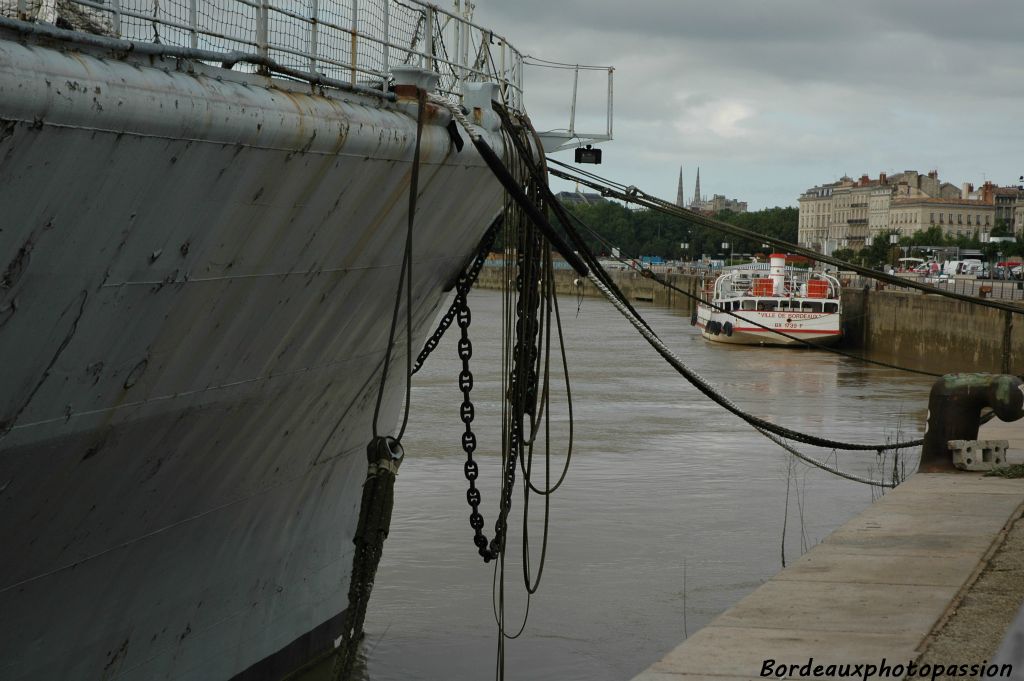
[
  {"left": 3, "top": 0, "right": 524, "bottom": 109},
  {"left": 713, "top": 272, "right": 841, "bottom": 300}
]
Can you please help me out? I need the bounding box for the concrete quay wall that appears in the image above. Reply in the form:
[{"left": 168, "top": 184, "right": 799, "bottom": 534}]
[
  {"left": 842, "top": 287, "right": 1021, "bottom": 375},
  {"left": 474, "top": 265, "right": 1023, "bottom": 374}
]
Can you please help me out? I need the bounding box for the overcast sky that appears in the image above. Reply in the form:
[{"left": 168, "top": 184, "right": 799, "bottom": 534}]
[{"left": 473, "top": 0, "right": 1024, "bottom": 210}]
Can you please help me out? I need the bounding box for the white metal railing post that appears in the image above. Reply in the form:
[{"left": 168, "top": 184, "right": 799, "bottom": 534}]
[
  {"left": 499, "top": 38, "right": 505, "bottom": 95},
  {"left": 516, "top": 55, "right": 523, "bottom": 109},
  {"left": 607, "top": 67, "right": 614, "bottom": 138},
  {"left": 308, "top": 0, "right": 318, "bottom": 76},
  {"left": 188, "top": 0, "right": 197, "bottom": 48},
  {"left": 461, "top": 15, "right": 468, "bottom": 72},
  {"left": 568, "top": 64, "right": 579, "bottom": 137},
  {"left": 381, "top": 0, "right": 390, "bottom": 92},
  {"left": 423, "top": 4, "right": 433, "bottom": 71},
  {"left": 349, "top": 0, "right": 358, "bottom": 85},
  {"left": 452, "top": 0, "right": 461, "bottom": 92},
  {"left": 256, "top": 0, "right": 269, "bottom": 67},
  {"left": 111, "top": 0, "right": 122, "bottom": 37}
]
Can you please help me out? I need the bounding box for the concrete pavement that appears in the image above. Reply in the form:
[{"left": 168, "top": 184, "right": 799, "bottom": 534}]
[{"left": 630, "top": 451, "right": 1024, "bottom": 680}]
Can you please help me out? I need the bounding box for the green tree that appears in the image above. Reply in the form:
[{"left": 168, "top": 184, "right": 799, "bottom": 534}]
[{"left": 557, "top": 202, "right": 800, "bottom": 261}]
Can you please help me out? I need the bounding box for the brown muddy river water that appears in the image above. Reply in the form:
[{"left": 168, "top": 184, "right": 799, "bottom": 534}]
[{"left": 359, "top": 287, "right": 933, "bottom": 680}]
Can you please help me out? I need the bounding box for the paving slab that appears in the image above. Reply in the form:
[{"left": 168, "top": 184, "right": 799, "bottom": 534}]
[
  {"left": 650, "top": 627, "right": 920, "bottom": 678},
  {"left": 773, "top": 546, "right": 978, "bottom": 587},
  {"left": 878, "top": 473, "right": 1023, "bottom": 495},
  {"left": 629, "top": 472, "right": 1024, "bottom": 680},
  {"left": 631, "top": 674, "right": 762, "bottom": 681},
  {"left": 712, "top": 580, "right": 957, "bottom": 634},
  {"left": 867, "top": 488, "right": 1023, "bottom": 517}
]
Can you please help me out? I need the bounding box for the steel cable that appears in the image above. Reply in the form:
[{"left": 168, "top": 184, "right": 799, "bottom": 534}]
[
  {"left": 563, "top": 210, "right": 942, "bottom": 378},
  {"left": 585, "top": 271, "right": 920, "bottom": 451},
  {"left": 548, "top": 160, "right": 1024, "bottom": 317},
  {"left": 588, "top": 274, "right": 898, "bottom": 486}
]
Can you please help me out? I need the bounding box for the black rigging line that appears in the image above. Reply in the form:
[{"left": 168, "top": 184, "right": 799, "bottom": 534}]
[
  {"left": 371, "top": 89, "right": 424, "bottom": 442},
  {"left": 547, "top": 159, "right": 1024, "bottom": 317},
  {"left": 489, "top": 105, "right": 922, "bottom": 453},
  {"left": 564, "top": 209, "right": 942, "bottom": 378}
]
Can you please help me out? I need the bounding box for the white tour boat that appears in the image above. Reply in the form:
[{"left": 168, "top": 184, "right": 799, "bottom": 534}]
[{"left": 693, "top": 254, "right": 843, "bottom": 346}]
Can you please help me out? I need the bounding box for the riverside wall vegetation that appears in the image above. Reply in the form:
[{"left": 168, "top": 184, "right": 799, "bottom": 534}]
[{"left": 474, "top": 264, "right": 1023, "bottom": 376}]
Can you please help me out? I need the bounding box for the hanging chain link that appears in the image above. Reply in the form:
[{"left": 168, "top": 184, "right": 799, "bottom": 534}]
[
  {"left": 486, "top": 206, "right": 544, "bottom": 560},
  {"left": 456, "top": 296, "right": 494, "bottom": 561},
  {"left": 411, "top": 218, "right": 501, "bottom": 376}
]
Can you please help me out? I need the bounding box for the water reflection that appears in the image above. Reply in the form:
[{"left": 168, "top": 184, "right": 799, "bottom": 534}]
[{"left": 360, "top": 289, "right": 933, "bottom": 681}]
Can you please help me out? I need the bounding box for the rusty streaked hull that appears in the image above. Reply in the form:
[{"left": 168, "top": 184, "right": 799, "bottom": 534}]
[{"left": 0, "top": 31, "right": 505, "bottom": 680}]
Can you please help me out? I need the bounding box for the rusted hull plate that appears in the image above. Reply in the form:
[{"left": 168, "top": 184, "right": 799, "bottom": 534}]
[{"left": 0, "top": 35, "right": 506, "bottom": 681}]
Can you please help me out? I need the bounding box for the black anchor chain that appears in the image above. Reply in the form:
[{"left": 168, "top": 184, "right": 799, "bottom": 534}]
[{"left": 411, "top": 218, "right": 501, "bottom": 376}]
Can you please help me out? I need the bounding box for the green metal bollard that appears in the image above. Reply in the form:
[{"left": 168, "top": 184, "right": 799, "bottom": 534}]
[{"left": 920, "top": 374, "right": 1024, "bottom": 472}]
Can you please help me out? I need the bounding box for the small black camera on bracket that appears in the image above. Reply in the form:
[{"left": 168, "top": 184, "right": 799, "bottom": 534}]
[{"left": 574, "top": 144, "right": 602, "bottom": 164}]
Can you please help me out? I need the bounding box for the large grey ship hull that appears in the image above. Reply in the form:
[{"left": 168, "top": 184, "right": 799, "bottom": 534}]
[{"left": 0, "top": 28, "right": 506, "bottom": 680}]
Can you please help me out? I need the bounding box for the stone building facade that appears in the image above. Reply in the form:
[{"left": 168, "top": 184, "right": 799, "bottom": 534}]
[
  {"left": 889, "top": 196, "right": 995, "bottom": 238},
  {"left": 994, "top": 187, "right": 1024, "bottom": 232},
  {"left": 798, "top": 170, "right": 1010, "bottom": 254}
]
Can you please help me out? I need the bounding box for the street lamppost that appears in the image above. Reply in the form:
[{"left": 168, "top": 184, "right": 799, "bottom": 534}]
[
  {"left": 680, "top": 242, "right": 689, "bottom": 264},
  {"left": 889, "top": 233, "right": 899, "bottom": 273},
  {"left": 981, "top": 230, "right": 991, "bottom": 279},
  {"left": 864, "top": 236, "right": 873, "bottom": 267},
  {"left": 722, "top": 241, "right": 731, "bottom": 266}
]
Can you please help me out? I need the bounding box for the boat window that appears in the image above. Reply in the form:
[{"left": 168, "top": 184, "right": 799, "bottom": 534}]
[
  {"left": 824, "top": 303, "right": 838, "bottom": 313},
  {"left": 756, "top": 300, "right": 778, "bottom": 311},
  {"left": 741, "top": 300, "right": 757, "bottom": 310},
  {"left": 778, "top": 300, "right": 790, "bottom": 310},
  {"left": 803, "top": 301, "right": 823, "bottom": 313}
]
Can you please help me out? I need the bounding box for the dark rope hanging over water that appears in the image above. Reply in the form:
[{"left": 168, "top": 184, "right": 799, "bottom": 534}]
[
  {"left": 547, "top": 158, "right": 1024, "bottom": 316},
  {"left": 564, "top": 211, "right": 942, "bottom": 378},
  {"left": 487, "top": 105, "right": 920, "bottom": 454},
  {"left": 335, "top": 90, "right": 426, "bottom": 680}
]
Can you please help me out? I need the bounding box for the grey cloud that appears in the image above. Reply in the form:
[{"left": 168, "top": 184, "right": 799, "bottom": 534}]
[{"left": 471, "top": 0, "right": 1024, "bottom": 208}]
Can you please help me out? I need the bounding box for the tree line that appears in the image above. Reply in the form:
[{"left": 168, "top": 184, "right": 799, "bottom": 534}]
[
  {"left": 837, "top": 222, "right": 1022, "bottom": 268},
  {"left": 553, "top": 200, "right": 799, "bottom": 262}
]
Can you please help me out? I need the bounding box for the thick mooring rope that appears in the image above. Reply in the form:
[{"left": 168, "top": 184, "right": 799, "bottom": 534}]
[{"left": 588, "top": 273, "right": 896, "bottom": 487}]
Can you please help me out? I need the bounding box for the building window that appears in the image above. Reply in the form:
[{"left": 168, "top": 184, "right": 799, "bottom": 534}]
[
  {"left": 967, "top": 215, "right": 972, "bottom": 225},
  {"left": 957, "top": 214, "right": 962, "bottom": 224},
  {"left": 930, "top": 212, "right": 934, "bottom": 222},
  {"left": 986, "top": 215, "right": 991, "bottom": 226}
]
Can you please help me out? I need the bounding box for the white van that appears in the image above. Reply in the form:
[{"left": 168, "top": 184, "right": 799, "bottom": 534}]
[{"left": 961, "top": 259, "right": 983, "bottom": 276}]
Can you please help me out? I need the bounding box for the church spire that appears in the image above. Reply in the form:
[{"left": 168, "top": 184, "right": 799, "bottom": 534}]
[
  {"left": 691, "top": 167, "right": 701, "bottom": 208},
  {"left": 676, "top": 166, "right": 685, "bottom": 207}
]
